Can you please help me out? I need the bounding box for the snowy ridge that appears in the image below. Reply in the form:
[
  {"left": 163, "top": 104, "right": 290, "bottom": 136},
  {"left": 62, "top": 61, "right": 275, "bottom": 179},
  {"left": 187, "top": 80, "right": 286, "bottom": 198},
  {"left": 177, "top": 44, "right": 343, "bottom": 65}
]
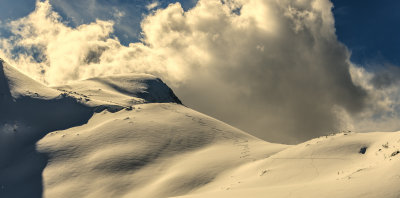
[
  {"left": 1, "top": 59, "right": 400, "bottom": 198},
  {"left": 53, "top": 73, "right": 182, "bottom": 112},
  {"left": 0, "top": 59, "right": 11, "bottom": 100},
  {"left": 0, "top": 58, "right": 60, "bottom": 100},
  {"left": 0, "top": 59, "right": 94, "bottom": 197},
  {"left": 37, "top": 103, "right": 286, "bottom": 198},
  {"left": 0, "top": 60, "right": 187, "bottom": 197},
  {"left": 176, "top": 132, "right": 400, "bottom": 198}
]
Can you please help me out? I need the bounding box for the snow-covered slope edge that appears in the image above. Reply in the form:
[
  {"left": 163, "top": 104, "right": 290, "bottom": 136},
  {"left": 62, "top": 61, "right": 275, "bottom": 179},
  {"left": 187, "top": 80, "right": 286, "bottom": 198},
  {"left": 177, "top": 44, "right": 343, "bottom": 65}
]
[
  {"left": 0, "top": 59, "right": 287, "bottom": 198},
  {"left": 0, "top": 59, "right": 94, "bottom": 198},
  {"left": 53, "top": 73, "right": 182, "bottom": 112},
  {"left": 37, "top": 103, "right": 287, "bottom": 198},
  {"left": 0, "top": 59, "right": 188, "bottom": 198},
  {"left": 175, "top": 131, "right": 400, "bottom": 198},
  {"left": 3, "top": 58, "right": 399, "bottom": 198}
]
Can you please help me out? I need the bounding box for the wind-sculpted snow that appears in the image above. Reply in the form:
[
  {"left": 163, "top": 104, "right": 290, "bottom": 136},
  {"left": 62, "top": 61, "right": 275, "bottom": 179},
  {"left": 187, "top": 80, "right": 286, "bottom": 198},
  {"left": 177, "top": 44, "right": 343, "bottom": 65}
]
[
  {"left": 2, "top": 58, "right": 400, "bottom": 198},
  {"left": 176, "top": 132, "right": 400, "bottom": 198},
  {"left": 37, "top": 103, "right": 286, "bottom": 198},
  {"left": 0, "top": 59, "right": 185, "bottom": 197},
  {"left": 53, "top": 73, "right": 182, "bottom": 110},
  {"left": 0, "top": 59, "right": 93, "bottom": 197}
]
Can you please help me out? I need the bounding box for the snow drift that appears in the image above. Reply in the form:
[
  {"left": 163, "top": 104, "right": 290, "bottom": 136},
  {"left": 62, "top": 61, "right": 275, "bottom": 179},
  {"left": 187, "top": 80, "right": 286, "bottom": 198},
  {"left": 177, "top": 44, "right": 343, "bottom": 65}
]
[{"left": 1, "top": 59, "right": 400, "bottom": 198}]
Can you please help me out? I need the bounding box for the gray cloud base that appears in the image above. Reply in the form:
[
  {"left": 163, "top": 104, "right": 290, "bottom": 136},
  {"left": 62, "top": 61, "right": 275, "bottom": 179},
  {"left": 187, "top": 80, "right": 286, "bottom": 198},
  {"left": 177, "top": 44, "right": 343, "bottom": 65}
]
[
  {"left": 1, "top": 0, "right": 398, "bottom": 143},
  {"left": 140, "top": 0, "right": 367, "bottom": 143}
]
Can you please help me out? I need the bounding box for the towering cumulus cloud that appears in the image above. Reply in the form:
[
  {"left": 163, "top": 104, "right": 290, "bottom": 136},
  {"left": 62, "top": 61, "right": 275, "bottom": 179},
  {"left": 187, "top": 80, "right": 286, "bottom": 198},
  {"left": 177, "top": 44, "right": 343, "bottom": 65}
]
[{"left": 1, "top": 0, "right": 394, "bottom": 143}]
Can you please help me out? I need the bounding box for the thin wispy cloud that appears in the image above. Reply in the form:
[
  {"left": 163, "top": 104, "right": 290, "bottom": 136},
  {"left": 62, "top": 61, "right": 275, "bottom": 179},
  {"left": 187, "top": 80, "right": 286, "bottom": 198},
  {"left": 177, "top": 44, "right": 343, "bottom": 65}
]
[{"left": 146, "top": 1, "right": 160, "bottom": 11}]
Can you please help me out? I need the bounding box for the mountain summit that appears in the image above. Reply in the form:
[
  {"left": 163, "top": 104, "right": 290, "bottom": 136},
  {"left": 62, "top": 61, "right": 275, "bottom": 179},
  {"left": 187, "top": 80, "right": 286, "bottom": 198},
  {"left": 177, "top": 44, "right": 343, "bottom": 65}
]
[
  {"left": 1, "top": 59, "right": 400, "bottom": 198},
  {"left": 0, "top": 60, "right": 285, "bottom": 198},
  {"left": 0, "top": 59, "right": 60, "bottom": 100}
]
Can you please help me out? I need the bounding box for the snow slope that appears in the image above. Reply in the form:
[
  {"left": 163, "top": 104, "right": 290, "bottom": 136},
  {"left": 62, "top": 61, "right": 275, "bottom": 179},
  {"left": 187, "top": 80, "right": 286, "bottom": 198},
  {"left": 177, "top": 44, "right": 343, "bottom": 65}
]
[
  {"left": 0, "top": 59, "right": 286, "bottom": 198},
  {"left": 176, "top": 132, "right": 400, "bottom": 198},
  {"left": 0, "top": 59, "right": 93, "bottom": 198},
  {"left": 53, "top": 74, "right": 182, "bottom": 111},
  {"left": 1, "top": 58, "right": 400, "bottom": 198},
  {"left": 37, "top": 103, "right": 286, "bottom": 198}
]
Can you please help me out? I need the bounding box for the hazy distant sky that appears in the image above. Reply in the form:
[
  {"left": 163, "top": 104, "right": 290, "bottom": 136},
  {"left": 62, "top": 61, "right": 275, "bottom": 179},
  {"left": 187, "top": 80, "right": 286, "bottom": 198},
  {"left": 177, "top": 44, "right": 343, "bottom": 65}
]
[{"left": 1, "top": 0, "right": 400, "bottom": 143}]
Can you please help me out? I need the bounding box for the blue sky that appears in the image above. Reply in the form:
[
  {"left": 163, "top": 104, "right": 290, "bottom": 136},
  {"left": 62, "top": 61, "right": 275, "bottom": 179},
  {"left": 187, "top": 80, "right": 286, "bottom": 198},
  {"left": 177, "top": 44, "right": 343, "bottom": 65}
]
[
  {"left": 0, "top": 0, "right": 197, "bottom": 45},
  {"left": 1, "top": 0, "right": 398, "bottom": 68},
  {"left": 332, "top": 0, "right": 400, "bottom": 67},
  {"left": 0, "top": 0, "right": 398, "bottom": 68},
  {"left": 1, "top": 0, "right": 400, "bottom": 142}
]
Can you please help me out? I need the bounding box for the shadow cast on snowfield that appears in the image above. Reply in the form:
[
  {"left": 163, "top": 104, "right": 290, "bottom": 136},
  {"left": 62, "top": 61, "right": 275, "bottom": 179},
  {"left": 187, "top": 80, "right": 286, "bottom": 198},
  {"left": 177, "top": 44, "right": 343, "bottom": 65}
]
[{"left": 0, "top": 95, "right": 93, "bottom": 198}]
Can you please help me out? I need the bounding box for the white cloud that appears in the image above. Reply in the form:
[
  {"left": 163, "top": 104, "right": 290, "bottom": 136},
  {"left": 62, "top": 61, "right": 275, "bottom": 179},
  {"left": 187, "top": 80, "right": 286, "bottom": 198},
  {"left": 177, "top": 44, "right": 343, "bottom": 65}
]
[
  {"left": 347, "top": 64, "right": 400, "bottom": 132},
  {"left": 146, "top": 1, "right": 160, "bottom": 11},
  {"left": 112, "top": 8, "right": 125, "bottom": 21},
  {"left": 1, "top": 0, "right": 399, "bottom": 143},
  {"left": 0, "top": 1, "right": 181, "bottom": 85}
]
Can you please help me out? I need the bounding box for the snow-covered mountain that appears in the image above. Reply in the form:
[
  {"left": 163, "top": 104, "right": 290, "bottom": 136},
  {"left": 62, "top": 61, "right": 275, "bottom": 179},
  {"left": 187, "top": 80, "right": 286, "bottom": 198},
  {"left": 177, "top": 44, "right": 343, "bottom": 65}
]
[{"left": 1, "top": 59, "right": 400, "bottom": 198}]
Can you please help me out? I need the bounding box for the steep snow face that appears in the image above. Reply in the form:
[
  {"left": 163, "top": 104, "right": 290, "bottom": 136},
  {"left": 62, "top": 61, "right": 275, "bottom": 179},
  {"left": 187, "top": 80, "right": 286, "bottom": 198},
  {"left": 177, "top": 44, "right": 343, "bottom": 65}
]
[
  {"left": 0, "top": 59, "right": 11, "bottom": 100},
  {"left": 0, "top": 60, "right": 92, "bottom": 132},
  {"left": 53, "top": 74, "right": 182, "bottom": 110},
  {"left": 0, "top": 59, "right": 60, "bottom": 100},
  {"left": 0, "top": 60, "right": 93, "bottom": 198}
]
